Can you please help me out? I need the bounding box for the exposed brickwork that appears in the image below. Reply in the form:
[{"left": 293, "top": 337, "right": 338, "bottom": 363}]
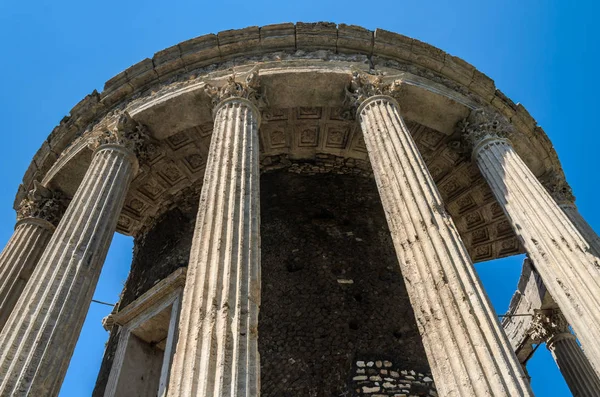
[
  {"left": 120, "top": 206, "right": 196, "bottom": 308},
  {"left": 259, "top": 172, "right": 430, "bottom": 396}
]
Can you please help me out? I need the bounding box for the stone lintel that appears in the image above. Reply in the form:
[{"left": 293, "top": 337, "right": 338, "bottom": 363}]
[{"left": 112, "top": 267, "right": 187, "bottom": 327}]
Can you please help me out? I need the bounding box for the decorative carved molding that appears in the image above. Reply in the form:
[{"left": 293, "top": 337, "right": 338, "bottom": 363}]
[
  {"left": 204, "top": 72, "right": 265, "bottom": 109},
  {"left": 460, "top": 108, "right": 513, "bottom": 148},
  {"left": 344, "top": 71, "right": 401, "bottom": 111},
  {"left": 16, "top": 181, "right": 66, "bottom": 226},
  {"left": 540, "top": 171, "right": 576, "bottom": 205},
  {"left": 89, "top": 111, "right": 151, "bottom": 160},
  {"left": 529, "top": 309, "right": 571, "bottom": 343}
]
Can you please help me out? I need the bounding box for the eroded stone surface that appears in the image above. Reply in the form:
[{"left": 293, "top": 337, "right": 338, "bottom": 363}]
[
  {"left": 166, "top": 97, "right": 261, "bottom": 397},
  {"left": 0, "top": 144, "right": 138, "bottom": 396},
  {"left": 259, "top": 172, "right": 429, "bottom": 396},
  {"left": 357, "top": 95, "right": 531, "bottom": 396},
  {"left": 349, "top": 360, "right": 436, "bottom": 397}
]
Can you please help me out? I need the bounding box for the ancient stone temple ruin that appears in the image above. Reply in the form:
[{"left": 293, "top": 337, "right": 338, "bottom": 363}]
[{"left": 0, "top": 22, "right": 599, "bottom": 397}]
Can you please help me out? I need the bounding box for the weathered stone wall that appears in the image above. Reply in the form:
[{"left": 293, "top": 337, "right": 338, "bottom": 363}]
[
  {"left": 119, "top": 204, "right": 196, "bottom": 308},
  {"left": 94, "top": 170, "right": 434, "bottom": 396},
  {"left": 350, "top": 360, "right": 436, "bottom": 396},
  {"left": 259, "top": 172, "right": 432, "bottom": 396}
]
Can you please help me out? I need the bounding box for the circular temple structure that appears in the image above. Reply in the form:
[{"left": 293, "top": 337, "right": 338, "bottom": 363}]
[{"left": 1, "top": 22, "right": 599, "bottom": 397}]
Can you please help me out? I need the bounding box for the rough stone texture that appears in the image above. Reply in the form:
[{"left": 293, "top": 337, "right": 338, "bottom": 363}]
[
  {"left": 167, "top": 97, "right": 261, "bottom": 397},
  {"left": 560, "top": 203, "right": 600, "bottom": 255},
  {"left": 350, "top": 360, "right": 436, "bottom": 397},
  {"left": 469, "top": 119, "right": 600, "bottom": 375},
  {"left": 358, "top": 96, "right": 531, "bottom": 396},
  {"left": 0, "top": 218, "right": 54, "bottom": 330},
  {"left": 259, "top": 172, "right": 429, "bottom": 396},
  {"left": 261, "top": 153, "right": 374, "bottom": 177},
  {"left": 0, "top": 144, "right": 137, "bottom": 396},
  {"left": 121, "top": 207, "right": 195, "bottom": 308}
]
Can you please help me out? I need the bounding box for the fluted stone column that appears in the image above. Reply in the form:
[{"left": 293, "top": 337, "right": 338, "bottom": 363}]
[
  {"left": 0, "top": 113, "right": 145, "bottom": 396},
  {"left": 543, "top": 176, "right": 600, "bottom": 256},
  {"left": 0, "top": 183, "right": 65, "bottom": 330},
  {"left": 167, "top": 75, "right": 261, "bottom": 397},
  {"left": 530, "top": 310, "right": 600, "bottom": 396},
  {"left": 560, "top": 204, "right": 600, "bottom": 255},
  {"left": 465, "top": 108, "right": 600, "bottom": 374},
  {"left": 349, "top": 74, "right": 532, "bottom": 396}
]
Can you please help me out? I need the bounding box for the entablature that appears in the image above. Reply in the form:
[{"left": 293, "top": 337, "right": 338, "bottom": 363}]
[{"left": 20, "top": 24, "right": 567, "bottom": 263}]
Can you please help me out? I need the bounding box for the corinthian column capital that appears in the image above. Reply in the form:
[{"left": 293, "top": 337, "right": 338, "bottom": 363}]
[
  {"left": 16, "top": 181, "right": 66, "bottom": 228},
  {"left": 528, "top": 307, "right": 600, "bottom": 395},
  {"left": 345, "top": 71, "right": 401, "bottom": 111},
  {"left": 205, "top": 72, "right": 264, "bottom": 109},
  {"left": 89, "top": 111, "right": 150, "bottom": 164},
  {"left": 529, "top": 309, "right": 572, "bottom": 345},
  {"left": 461, "top": 108, "right": 513, "bottom": 157}
]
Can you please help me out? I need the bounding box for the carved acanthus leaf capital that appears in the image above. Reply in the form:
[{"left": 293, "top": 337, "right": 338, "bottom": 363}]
[
  {"left": 204, "top": 72, "right": 265, "bottom": 109},
  {"left": 16, "top": 181, "right": 66, "bottom": 226},
  {"left": 345, "top": 72, "right": 401, "bottom": 110},
  {"left": 540, "top": 171, "right": 576, "bottom": 205},
  {"left": 89, "top": 111, "right": 151, "bottom": 160},
  {"left": 460, "top": 108, "right": 513, "bottom": 148},
  {"left": 529, "top": 309, "right": 571, "bottom": 343}
]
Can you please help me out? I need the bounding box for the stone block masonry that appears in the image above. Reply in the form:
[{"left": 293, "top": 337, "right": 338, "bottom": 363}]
[
  {"left": 351, "top": 359, "right": 436, "bottom": 396},
  {"left": 259, "top": 172, "right": 430, "bottom": 396}
]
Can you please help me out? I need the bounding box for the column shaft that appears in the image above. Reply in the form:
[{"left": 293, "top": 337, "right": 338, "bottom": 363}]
[
  {"left": 550, "top": 334, "right": 600, "bottom": 397},
  {"left": 167, "top": 98, "right": 261, "bottom": 397},
  {"left": 560, "top": 204, "right": 600, "bottom": 255},
  {"left": 474, "top": 138, "right": 600, "bottom": 372},
  {"left": 358, "top": 96, "right": 531, "bottom": 396},
  {"left": 0, "top": 144, "right": 137, "bottom": 396},
  {"left": 0, "top": 219, "right": 53, "bottom": 330}
]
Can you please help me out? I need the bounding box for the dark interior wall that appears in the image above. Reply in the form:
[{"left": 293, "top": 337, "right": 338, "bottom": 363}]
[
  {"left": 94, "top": 171, "right": 434, "bottom": 396},
  {"left": 259, "top": 172, "right": 432, "bottom": 397},
  {"left": 119, "top": 206, "right": 195, "bottom": 309}
]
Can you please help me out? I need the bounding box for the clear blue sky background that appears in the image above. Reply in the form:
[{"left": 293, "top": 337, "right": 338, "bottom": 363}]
[{"left": 0, "top": 1, "right": 597, "bottom": 396}]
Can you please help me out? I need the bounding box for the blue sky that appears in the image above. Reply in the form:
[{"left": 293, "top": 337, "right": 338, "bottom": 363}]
[{"left": 0, "top": 1, "right": 597, "bottom": 396}]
